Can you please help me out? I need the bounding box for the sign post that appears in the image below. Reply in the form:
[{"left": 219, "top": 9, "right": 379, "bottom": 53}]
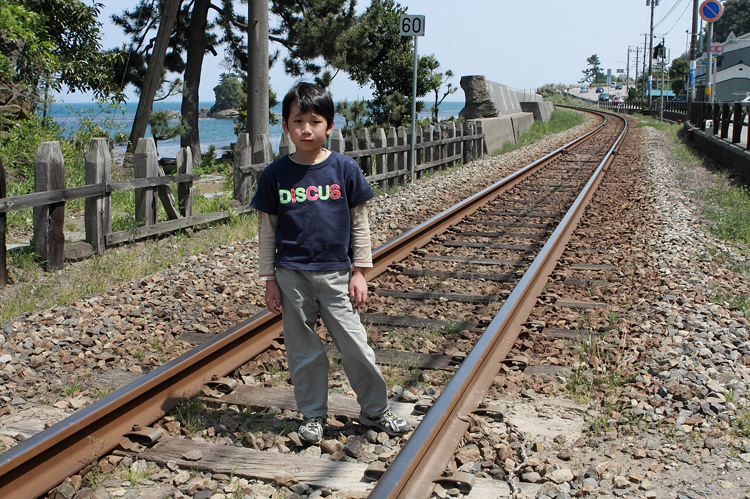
[
  {"left": 400, "top": 14, "right": 425, "bottom": 183},
  {"left": 699, "top": 0, "right": 723, "bottom": 105}
]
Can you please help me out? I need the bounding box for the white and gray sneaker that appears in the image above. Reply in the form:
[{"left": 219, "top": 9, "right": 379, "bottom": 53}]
[
  {"left": 298, "top": 416, "right": 325, "bottom": 444},
  {"left": 359, "top": 409, "right": 410, "bottom": 436}
]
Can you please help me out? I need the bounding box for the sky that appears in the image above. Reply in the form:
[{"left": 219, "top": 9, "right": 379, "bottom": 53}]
[{"left": 65, "top": 0, "right": 701, "bottom": 104}]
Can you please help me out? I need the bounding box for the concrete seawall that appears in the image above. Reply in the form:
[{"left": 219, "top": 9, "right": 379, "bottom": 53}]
[{"left": 459, "top": 76, "right": 554, "bottom": 155}]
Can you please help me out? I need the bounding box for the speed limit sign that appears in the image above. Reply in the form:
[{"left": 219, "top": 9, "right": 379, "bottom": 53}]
[{"left": 400, "top": 15, "right": 425, "bottom": 36}]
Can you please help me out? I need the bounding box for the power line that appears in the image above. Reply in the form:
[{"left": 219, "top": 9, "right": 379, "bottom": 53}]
[
  {"left": 653, "top": 0, "right": 688, "bottom": 30},
  {"left": 662, "top": 0, "right": 692, "bottom": 36}
]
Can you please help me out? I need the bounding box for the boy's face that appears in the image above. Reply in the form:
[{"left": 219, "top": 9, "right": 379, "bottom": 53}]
[{"left": 282, "top": 102, "right": 334, "bottom": 153}]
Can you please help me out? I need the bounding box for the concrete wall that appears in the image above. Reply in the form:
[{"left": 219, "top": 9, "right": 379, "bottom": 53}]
[
  {"left": 476, "top": 116, "right": 516, "bottom": 155},
  {"left": 521, "top": 101, "right": 554, "bottom": 122},
  {"left": 460, "top": 76, "right": 555, "bottom": 155}
]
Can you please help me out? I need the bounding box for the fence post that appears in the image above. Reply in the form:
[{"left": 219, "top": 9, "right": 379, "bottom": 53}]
[
  {"left": 373, "top": 127, "right": 387, "bottom": 190},
  {"left": 721, "top": 103, "right": 731, "bottom": 139},
  {"left": 463, "top": 122, "right": 476, "bottom": 164},
  {"left": 134, "top": 137, "right": 158, "bottom": 226},
  {"left": 445, "top": 122, "right": 456, "bottom": 168},
  {"left": 252, "top": 134, "right": 273, "bottom": 165},
  {"left": 455, "top": 122, "right": 464, "bottom": 165},
  {"left": 386, "top": 127, "right": 397, "bottom": 189},
  {"left": 84, "top": 138, "right": 112, "bottom": 256},
  {"left": 0, "top": 155, "right": 6, "bottom": 286},
  {"left": 711, "top": 103, "right": 721, "bottom": 135},
  {"left": 33, "top": 141, "right": 65, "bottom": 269},
  {"left": 475, "top": 121, "right": 485, "bottom": 157},
  {"left": 279, "top": 132, "right": 296, "bottom": 157},
  {"left": 415, "top": 125, "right": 423, "bottom": 179},
  {"left": 177, "top": 146, "right": 193, "bottom": 217},
  {"left": 358, "top": 128, "right": 372, "bottom": 177},
  {"left": 249, "top": 134, "right": 273, "bottom": 202},
  {"left": 397, "top": 127, "right": 407, "bottom": 186},
  {"left": 732, "top": 103, "right": 742, "bottom": 144},
  {"left": 330, "top": 129, "right": 345, "bottom": 154},
  {"left": 234, "top": 133, "right": 251, "bottom": 205},
  {"left": 423, "top": 126, "right": 432, "bottom": 172},
  {"left": 345, "top": 129, "right": 357, "bottom": 157},
  {"left": 438, "top": 124, "right": 447, "bottom": 170}
]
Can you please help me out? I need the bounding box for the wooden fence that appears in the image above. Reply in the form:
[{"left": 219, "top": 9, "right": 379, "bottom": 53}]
[{"left": 0, "top": 121, "right": 484, "bottom": 285}]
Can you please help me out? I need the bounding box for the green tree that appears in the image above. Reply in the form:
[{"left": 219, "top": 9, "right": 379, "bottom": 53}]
[
  {"left": 336, "top": 98, "right": 369, "bottom": 133},
  {"left": 211, "top": 73, "right": 244, "bottom": 113},
  {"left": 343, "top": 0, "right": 433, "bottom": 127},
  {"left": 669, "top": 55, "right": 689, "bottom": 96},
  {"left": 422, "top": 56, "right": 457, "bottom": 124},
  {"left": 712, "top": 0, "right": 750, "bottom": 42},
  {"left": 0, "top": 0, "right": 122, "bottom": 110},
  {"left": 579, "top": 54, "right": 604, "bottom": 86},
  {"left": 111, "top": 0, "right": 364, "bottom": 163},
  {"left": 149, "top": 110, "right": 187, "bottom": 155}
]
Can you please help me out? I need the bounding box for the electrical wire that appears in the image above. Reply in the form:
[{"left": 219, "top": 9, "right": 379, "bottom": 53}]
[
  {"left": 662, "top": 0, "right": 693, "bottom": 36},
  {"left": 653, "top": 0, "right": 687, "bottom": 30}
]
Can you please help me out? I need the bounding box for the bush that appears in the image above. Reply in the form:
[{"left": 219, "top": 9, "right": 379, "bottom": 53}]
[{"left": 0, "top": 115, "right": 68, "bottom": 192}]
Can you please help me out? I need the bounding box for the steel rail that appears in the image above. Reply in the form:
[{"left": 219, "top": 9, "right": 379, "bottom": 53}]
[
  {"left": 0, "top": 107, "right": 609, "bottom": 499},
  {"left": 0, "top": 313, "right": 283, "bottom": 498},
  {"left": 369, "top": 111, "right": 628, "bottom": 499},
  {"left": 368, "top": 110, "right": 606, "bottom": 280}
]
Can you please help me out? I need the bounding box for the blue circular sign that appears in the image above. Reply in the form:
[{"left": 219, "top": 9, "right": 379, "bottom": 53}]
[{"left": 699, "top": 0, "right": 723, "bottom": 23}]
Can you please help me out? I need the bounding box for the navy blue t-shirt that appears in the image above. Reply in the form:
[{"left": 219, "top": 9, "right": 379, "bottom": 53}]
[{"left": 250, "top": 151, "right": 375, "bottom": 271}]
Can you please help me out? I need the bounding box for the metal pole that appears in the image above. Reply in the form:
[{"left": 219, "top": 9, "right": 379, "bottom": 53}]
[
  {"left": 707, "top": 23, "right": 714, "bottom": 105},
  {"left": 688, "top": 0, "right": 699, "bottom": 106},
  {"left": 409, "top": 35, "right": 418, "bottom": 183}
]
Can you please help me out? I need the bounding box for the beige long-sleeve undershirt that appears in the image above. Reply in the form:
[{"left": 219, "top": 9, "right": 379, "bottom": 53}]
[{"left": 257, "top": 203, "right": 373, "bottom": 281}]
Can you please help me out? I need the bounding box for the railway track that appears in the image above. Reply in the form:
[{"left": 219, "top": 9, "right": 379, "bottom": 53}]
[{"left": 0, "top": 107, "right": 628, "bottom": 498}]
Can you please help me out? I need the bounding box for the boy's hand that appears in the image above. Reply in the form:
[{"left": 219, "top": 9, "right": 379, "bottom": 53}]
[
  {"left": 265, "top": 280, "right": 282, "bottom": 315},
  {"left": 349, "top": 268, "right": 368, "bottom": 308}
]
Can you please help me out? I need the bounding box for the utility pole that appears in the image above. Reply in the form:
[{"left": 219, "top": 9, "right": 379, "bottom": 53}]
[
  {"left": 647, "top": 0, "right": 657, "bottom": 109},
  {"left": 627, "top": 47, "right": 632, "bottom": 92},
  {"left": 642, "top": 34, "right": 649, "bottom": 101},
  {"left": 634, "top": 47, "right": 640, "bottom": 97}
]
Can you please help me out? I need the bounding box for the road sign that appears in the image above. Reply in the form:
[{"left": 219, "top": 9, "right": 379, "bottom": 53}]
[
  {"left": 400, "top": 15, "right": 425, "bottom": 37},
  {"left": 699, "top": 0, "right": 723, "bottom": 23},
  {"left": 709, "top": 42, "right": 724, "bottom": 54},
  {"left": 400, "top": 14, "right": 425, "bottom": 183}
]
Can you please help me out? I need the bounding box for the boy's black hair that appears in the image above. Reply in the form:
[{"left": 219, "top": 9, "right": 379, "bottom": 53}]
[{"left": 282, "top": 82, "right": 335, "bottom": 127}]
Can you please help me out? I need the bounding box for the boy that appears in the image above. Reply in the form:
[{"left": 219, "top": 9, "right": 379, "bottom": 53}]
[{"left": 249, "top": 82, "right": 410, "bottom": 444}]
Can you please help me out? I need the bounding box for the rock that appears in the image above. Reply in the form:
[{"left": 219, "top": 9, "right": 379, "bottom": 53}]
[{"left": 458, "top": 76, "right": 499, "bottom": 119}]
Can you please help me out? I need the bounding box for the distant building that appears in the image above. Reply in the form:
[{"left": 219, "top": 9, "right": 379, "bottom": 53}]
[{"left": 696, "top": 31, "right": 750, "bottom": 102}]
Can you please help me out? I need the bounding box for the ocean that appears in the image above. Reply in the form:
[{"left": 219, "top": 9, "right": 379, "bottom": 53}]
[{"left": 49, "top": 101, "right": 465, "bottom": 160}]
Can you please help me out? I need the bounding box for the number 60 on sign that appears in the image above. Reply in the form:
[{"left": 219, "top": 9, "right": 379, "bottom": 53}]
[{"left": 400, "top": 15, "right": 425, "bottom": 36}]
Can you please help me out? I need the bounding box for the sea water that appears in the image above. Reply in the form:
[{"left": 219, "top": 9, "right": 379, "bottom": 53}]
[{"left": 49, "top": 101, "right": 465, "bottom": 160}]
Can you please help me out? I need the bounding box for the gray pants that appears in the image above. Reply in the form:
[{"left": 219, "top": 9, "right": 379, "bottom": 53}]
[{"left": 276, "top": 268, "right": 389, "bottom": 418}]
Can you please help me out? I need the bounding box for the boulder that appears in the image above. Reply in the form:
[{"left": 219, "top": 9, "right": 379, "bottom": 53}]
[{"left": 459, "top": 76, "right": 499, "bottom": 119}]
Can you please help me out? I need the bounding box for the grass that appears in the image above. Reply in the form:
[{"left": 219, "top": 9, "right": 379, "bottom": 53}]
[
  {"left": 173, "top": 396, "right": 205, "bottom": 434},
  {"left": 0, "top": 212, "right": 257, "bottom": 327},
  {"left": 494, "top": 109, "right": 586, "bottom": 155}
]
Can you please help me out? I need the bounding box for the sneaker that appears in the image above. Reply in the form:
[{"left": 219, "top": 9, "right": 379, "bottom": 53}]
[
  {"left": 359, "top": 409, "right": 410, "bottom": 436},
  {"left": 298, "top": 416, "right": 325, "bottom": 444}
]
